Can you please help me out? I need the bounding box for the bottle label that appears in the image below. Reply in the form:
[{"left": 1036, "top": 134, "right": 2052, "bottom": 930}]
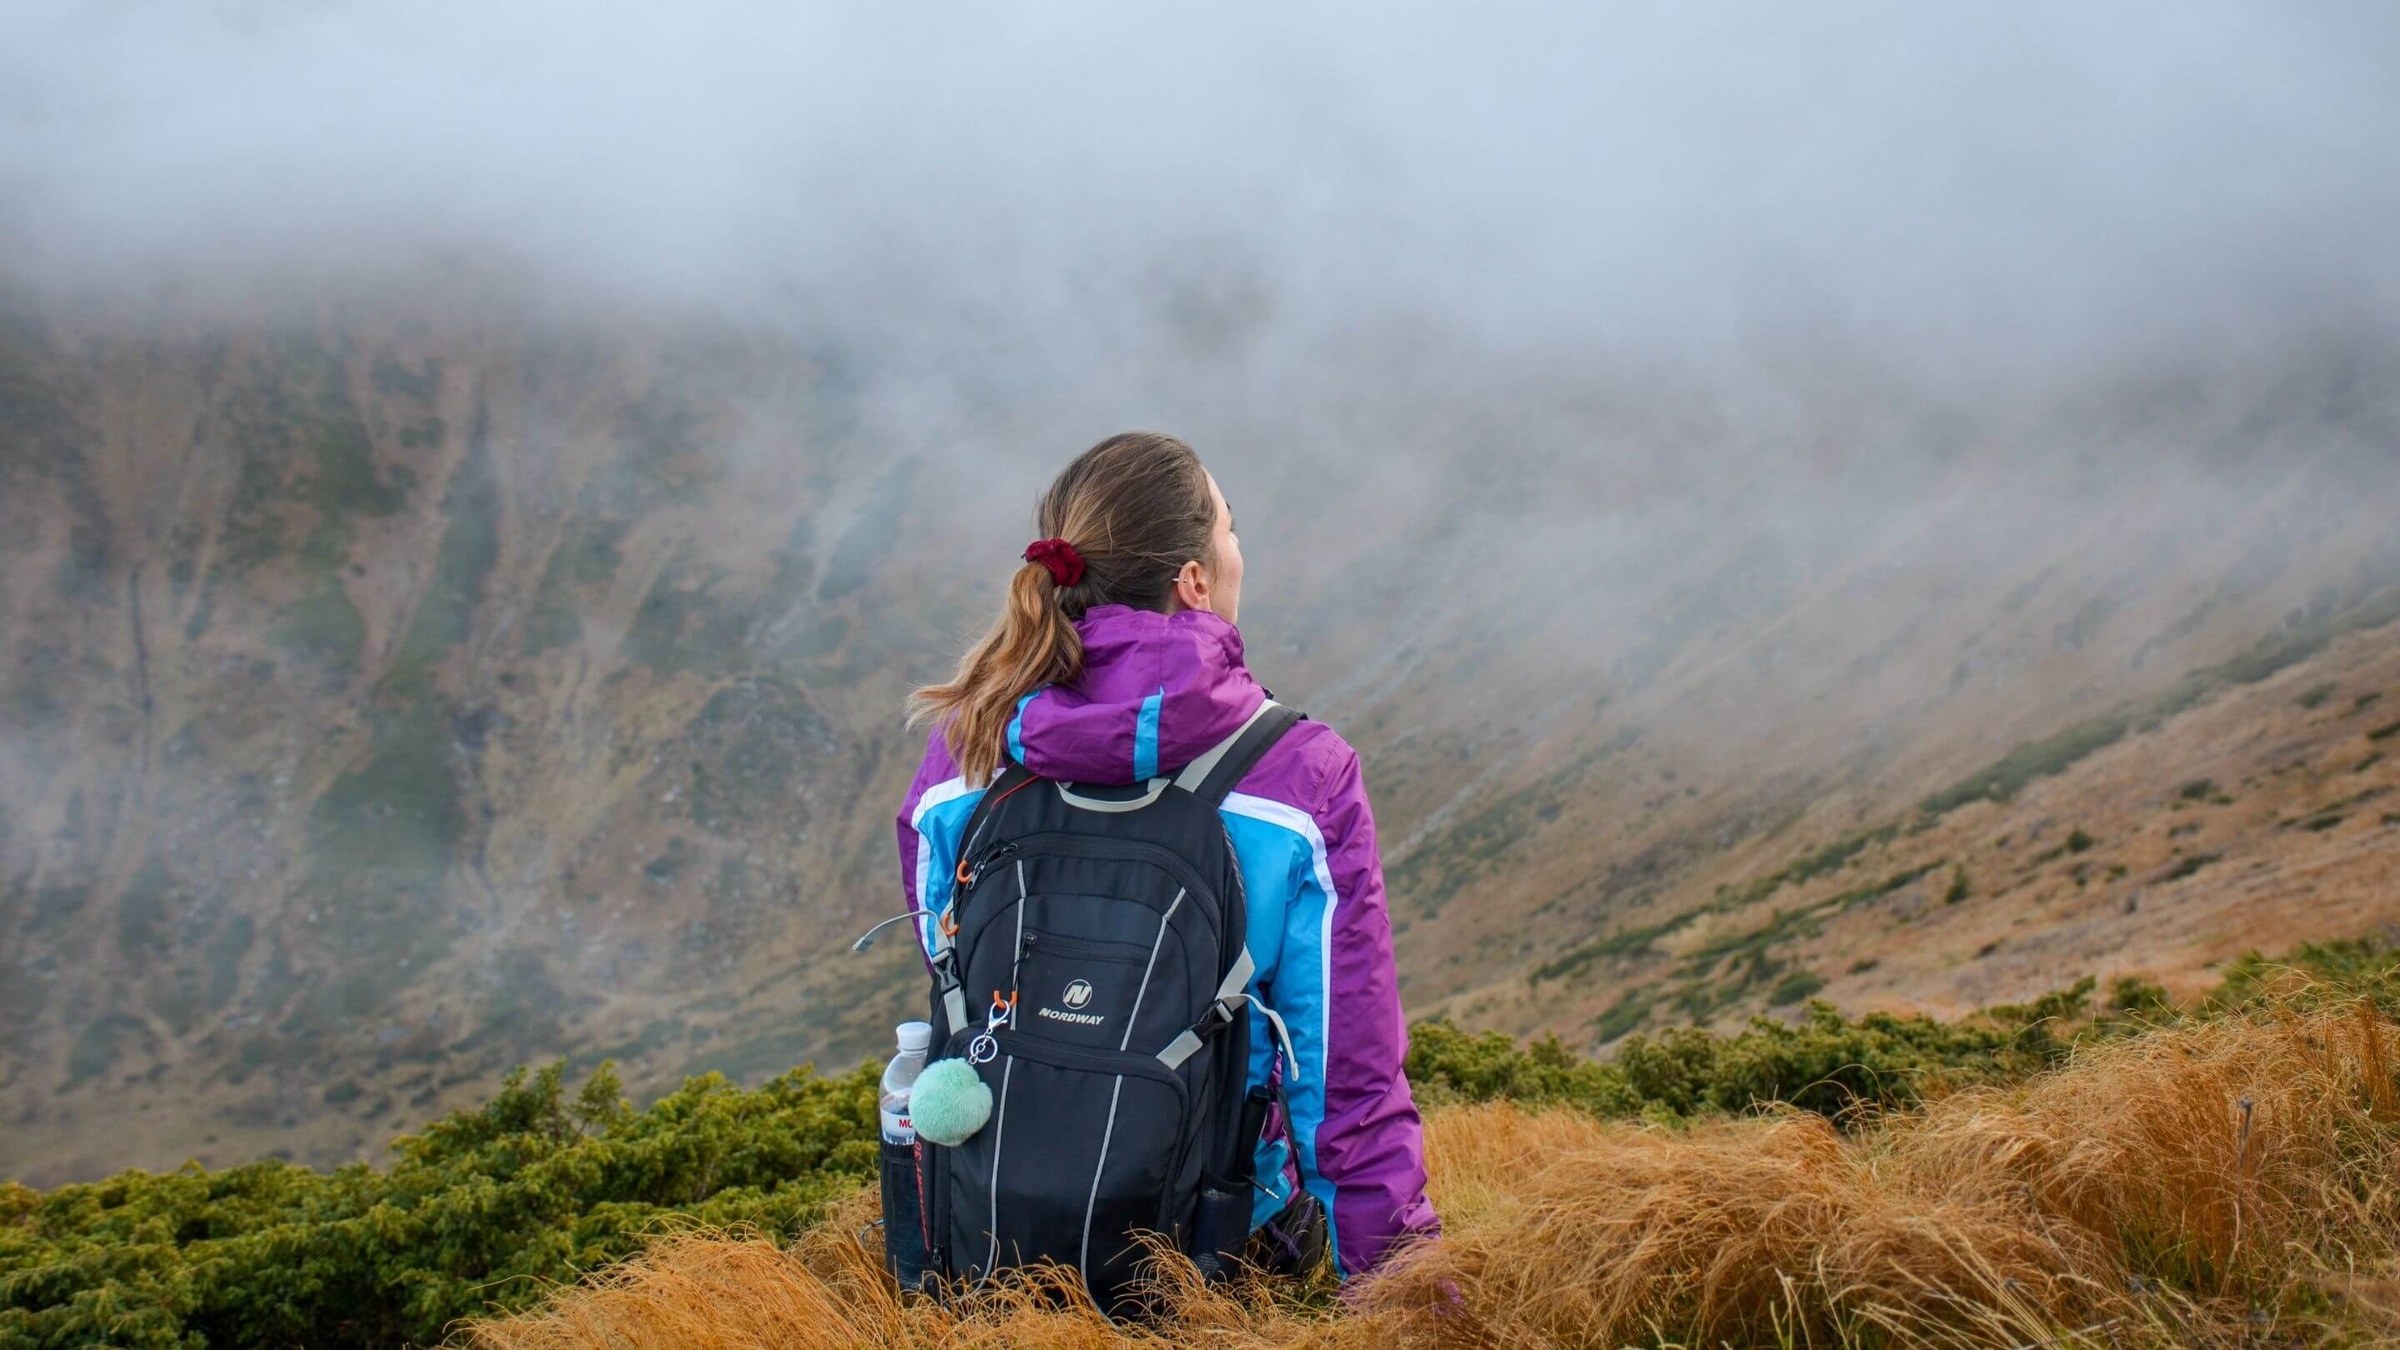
[{"left": 880, "top": 1106, "right": 914, "bottom": 1143}]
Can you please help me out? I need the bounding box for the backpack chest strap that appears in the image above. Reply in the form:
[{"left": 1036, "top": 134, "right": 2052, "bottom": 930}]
[{"left": 929, "top": 917, "right": 970, "bottom": 1036}]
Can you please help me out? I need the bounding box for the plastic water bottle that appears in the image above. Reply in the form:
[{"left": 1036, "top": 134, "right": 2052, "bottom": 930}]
[
  {"left": 879, "top": 1021, "right": 934, "bottom": 1289},
  {"left": 880, "top": 1021, "right": 932, "bottom": 1142}
]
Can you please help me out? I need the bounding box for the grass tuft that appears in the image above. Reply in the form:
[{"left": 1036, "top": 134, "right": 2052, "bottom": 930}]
[{"left": 466, "top": 1004, "right": 2400, "bottom": 1350}]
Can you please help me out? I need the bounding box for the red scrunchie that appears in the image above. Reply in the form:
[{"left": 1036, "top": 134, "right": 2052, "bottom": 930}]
[{"left": 1022, "top": 537, "right": 1085, "bottom": 587}]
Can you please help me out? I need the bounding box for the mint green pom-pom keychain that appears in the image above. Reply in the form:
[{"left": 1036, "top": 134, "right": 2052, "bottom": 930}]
[
  {"left": 911, "top": 990, "right": 1007, "bottom": 1146},
  {"left": 908, "top": 1058, "right": 993, "bottom": 1146}
]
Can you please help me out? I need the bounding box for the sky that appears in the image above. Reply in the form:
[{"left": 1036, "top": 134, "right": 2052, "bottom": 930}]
[{"left": 5, "top": 2, "right": 2398, "bottom": 380}]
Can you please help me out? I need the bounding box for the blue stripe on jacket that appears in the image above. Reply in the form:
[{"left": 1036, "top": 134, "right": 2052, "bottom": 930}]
[{"left": 1132, "top": 688, "right": 1164, "bottom": 780}]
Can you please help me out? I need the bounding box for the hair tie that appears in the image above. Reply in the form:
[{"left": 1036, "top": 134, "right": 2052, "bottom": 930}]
[{"left": 1022, "top": 538, "right": 1086, "bottom": 587}]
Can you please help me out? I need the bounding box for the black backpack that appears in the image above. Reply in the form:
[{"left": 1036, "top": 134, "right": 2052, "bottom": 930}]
[{"left": 917, "top": 700, "right": 1303, "bottom": 1309}]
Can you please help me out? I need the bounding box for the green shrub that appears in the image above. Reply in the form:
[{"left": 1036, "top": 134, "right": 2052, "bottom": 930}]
[
  {"left": 2205, "top": 938, "right": 2400, "bottom": 1017},
  {"left": 1923, "top": 713, "right": 2136, "bottom": 815},
  {"left": 1781, "top": 826, "right": 1898, "bottom": 888},
  {"left": 1828, "top": 861, "right": 1945, "bottom": 910},
  {"left": 2108, "top": 976, "right": 2174, "bottom": 1017},
  {"left": 380, "top": 430, "right": 499, "bottom": 698},
  {"left": 520, "top": 519, "right": 631, "bottom": 658},
  {"left": 1591, "top": 992, "right": 1653, "bottom": 1043},
  {"left": 1405, "top": 1021, "right": 1644, "bottom": 1116},
  {"left": 268, "top": 586, "right": 366, "bottom": 673},
  {"left": 1767, "top": 969, "right": 1827, "bottom": 1006},
  {"left": 1612, "top": 998, "right": 2059, "bottom": 1119},
  {"left": 1416, "top": 980, "right": 2099, "bottom": 1125},
  {"left": 0, "top": 1061, "right": 879, "bottom": 1350},
  {"left": 1531, "top": 915, "right": 1689, "bottom": 984}
]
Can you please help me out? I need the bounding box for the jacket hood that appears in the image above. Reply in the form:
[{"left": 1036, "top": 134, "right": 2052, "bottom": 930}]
[{"left": 1007, "top": 604, "right": 1267, "bottom": 785}]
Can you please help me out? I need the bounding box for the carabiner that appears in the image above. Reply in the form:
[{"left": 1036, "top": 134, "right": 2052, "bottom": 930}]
[{"left": 966, "top": 990, "right": 1016, "bottom": 1065}]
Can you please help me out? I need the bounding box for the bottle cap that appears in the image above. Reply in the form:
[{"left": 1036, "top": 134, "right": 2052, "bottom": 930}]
[{"left": 897, "top": 1020, "right": 933, "bottom": 1053}]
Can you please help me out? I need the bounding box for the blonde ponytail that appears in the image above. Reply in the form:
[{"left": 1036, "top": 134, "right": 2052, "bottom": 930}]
[
  {"left": 908, "top": 561, "right": 1085, "bottom": 785},
  {"left": 908, "top": 432, "right": 1215, "bottom": 783}
]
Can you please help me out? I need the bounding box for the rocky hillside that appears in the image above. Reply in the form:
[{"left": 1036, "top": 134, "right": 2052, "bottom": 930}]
[
  {"left": 4, "top": 276, "right": 2397, "bottom": 1185},
  {"left": 0, "top": 293, "right": 961, "bottom": 1184},
  {"left": 1426, "top": 599, "right": 2400, "bottom": 1043}
]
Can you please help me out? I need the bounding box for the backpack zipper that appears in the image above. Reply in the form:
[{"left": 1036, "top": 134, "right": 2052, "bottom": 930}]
[{"left": 1020, "top": 930, "right": 1152, "bottom": 964}]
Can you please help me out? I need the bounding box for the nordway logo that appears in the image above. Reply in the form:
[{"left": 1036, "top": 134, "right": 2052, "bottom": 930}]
[{"left": 1041, "top": 977, "right": 1105, "bottom": 1025}]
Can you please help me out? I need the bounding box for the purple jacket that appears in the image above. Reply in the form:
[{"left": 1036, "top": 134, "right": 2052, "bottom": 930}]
[{"left": 896, "top": 604, "right": 1438, "bottom": 1278}]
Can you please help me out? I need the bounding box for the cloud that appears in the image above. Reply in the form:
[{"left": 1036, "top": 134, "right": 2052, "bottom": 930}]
[{"left": 4, "top": 1, "right": 2397, "bottom": 372}]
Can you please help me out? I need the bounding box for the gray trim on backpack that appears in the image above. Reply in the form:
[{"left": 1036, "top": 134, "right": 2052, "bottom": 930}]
[
  {"left": 1008, "top": 861, "right": 1029, "bottom": 1027},
  {"left": 1121, "top": 889, "right": 1186, "bottom": 1054},
  {"left": 1078, "top": 886, "right": 1185, "bottom": 1288},
  {"left": 1055, "top": 778, "right": 1173, "bottom": 812},
  {"left": 1079, "top": 1076, "right": 1127, "bottom": 1293},
  {"left": 1191, "top": 701, "right": 1306, "bottom": 805},
  {"left": 984, "top": 1056, "right": 1015, "bottom": 1278},
  {"left": 1171, "top": 698, "right": 1281, "bottom": 793}
]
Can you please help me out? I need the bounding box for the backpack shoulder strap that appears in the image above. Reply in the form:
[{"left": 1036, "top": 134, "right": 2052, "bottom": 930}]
[
  {"left": 928, "top": 760, "right": 1034, "bottom": 1036},
  {"left": 952, "top": 760, "right": 1035, "bottom": 873},
  {"left": 1174, "top": 699, "right": 1305, "bottom": 806}
]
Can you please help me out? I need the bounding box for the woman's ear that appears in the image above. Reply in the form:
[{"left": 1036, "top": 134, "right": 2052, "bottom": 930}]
[{"left": 1172, "top": 559, "right": 1212, "bottom": 614}]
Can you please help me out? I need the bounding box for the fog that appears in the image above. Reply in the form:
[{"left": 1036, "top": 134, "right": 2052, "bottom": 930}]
[
  {"left": 7, "top": 1, "right": 2400, "bottom": 1181},
  {"left": 8, "top": 2, "right": 2399, "bottom": 379},
  {"left": 9, "top": 0, "right": 2400, "bottom": 879},
  {"left": 9, "top": 0, "right": 2400, "bottom": 814}
]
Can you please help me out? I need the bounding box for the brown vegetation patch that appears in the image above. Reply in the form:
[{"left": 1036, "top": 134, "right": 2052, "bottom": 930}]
[{"left": 463, "top": 1004, "right": 2400, "bottom": 1349}]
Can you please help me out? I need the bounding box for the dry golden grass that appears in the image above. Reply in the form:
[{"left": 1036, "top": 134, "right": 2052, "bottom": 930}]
[{"left": 460, "top": 1004, "right": 2400, "bottom": 1349}]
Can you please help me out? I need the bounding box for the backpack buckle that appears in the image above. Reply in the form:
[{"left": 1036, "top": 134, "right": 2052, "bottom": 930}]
[{"left": 1190, "top": 997, "right": 1240, "bottom": 1039}]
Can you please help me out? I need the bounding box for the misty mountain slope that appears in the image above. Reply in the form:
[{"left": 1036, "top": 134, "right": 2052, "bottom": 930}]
[
  {"left": 1423, "top": 601, "right": 2400, "bottom": 1046},
  {"left": 1336, "top": 410, "right": 2400, "bottom": 1011},
  {"left": 0, "top": 301, "right": 960, "bottom": 1184},
  {"left": 4, "top": 285, "right": 2399, "bottom": 1188}
]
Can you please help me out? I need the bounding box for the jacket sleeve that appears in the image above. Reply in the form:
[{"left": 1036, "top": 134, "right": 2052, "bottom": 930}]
[
  {"left": 1288, "top": 740, "right": 1439, "bottom": 1278},
  {"left": 896, "top": 730, "right": 977, "bottom": 968}
]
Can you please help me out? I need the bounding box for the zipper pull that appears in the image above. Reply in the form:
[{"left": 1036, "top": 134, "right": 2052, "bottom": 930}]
[
  {"left": 991, "top": 840, "right": 1020, "bottom": 875},
  {"left": 957, "top": 838, "right": 1019, "bottom": 890},
  {"left": 968, "top": 990, "right": 1016, "bottom": 1063}
]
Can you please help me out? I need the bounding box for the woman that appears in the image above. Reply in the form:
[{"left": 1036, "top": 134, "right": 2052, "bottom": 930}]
[{"left": 895, "top": 431, "right": 1437, "bottom": 1281}]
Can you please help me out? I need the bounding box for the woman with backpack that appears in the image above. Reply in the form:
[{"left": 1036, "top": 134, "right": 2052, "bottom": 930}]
[{"left": 893, "top": 431, "right": 1438, "bottom": 1299}]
